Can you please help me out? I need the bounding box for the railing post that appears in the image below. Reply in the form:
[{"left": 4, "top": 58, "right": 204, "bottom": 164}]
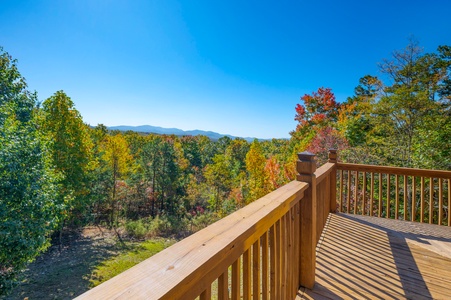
[
  {"left": 297, "top": 152, "right": 317, "bottom": 289},
  {"left": 329, "top": 149, "right": 338, "bottom": 213}
]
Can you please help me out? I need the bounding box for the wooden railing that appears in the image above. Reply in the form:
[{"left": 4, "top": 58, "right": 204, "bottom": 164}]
[
  {"left": 77, "top": 149, "right": 451, "bottom": 299},
  {"left": 76, "top": 153, "right": 337, "bottom": 300},
  {"left": 337, "top": 161, "right": 451, "bottom": 226}
]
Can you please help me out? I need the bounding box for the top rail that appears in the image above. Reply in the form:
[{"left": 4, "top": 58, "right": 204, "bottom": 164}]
[{"left": 338, "top": 163, "right": 451, "bottom": 179}]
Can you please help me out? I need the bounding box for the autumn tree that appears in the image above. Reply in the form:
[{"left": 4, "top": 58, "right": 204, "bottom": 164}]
[
  {"left": 245, "top": 140, "right": 268, "bottom": 202},
  {"left": 265, "top": 156, "right": 281, "bottom": 190},
  {"left": 100, "top": 133, "right": 133, "bottom": 225},
  {"left": 292, "top": 87, "right": 340, "bottom": 138},
  {"left": 290, "top": 87, "right": 343, "bottom": 168},
  {"left": 306, "top": 127, "right": 349, "bottom": 165},
  {"left": 41, "top": 91, "right": 94, "bottom": 228}
]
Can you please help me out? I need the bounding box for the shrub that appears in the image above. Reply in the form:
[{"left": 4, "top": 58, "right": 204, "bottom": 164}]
[{"left": 124, "top": 219, "right": 148, "bottom": 240}]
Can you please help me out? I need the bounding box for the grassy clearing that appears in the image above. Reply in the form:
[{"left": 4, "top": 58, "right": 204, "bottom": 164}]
[
  {"left": 2, "top": 227, "right": 176, "bottom": 300},
  {"left": 89, "top": 238, "right": 175, "bottom": 287}
]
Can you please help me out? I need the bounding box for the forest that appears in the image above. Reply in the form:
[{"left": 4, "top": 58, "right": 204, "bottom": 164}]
[{"left": 1, "top": 41, "right": 450, "bottom": 293}]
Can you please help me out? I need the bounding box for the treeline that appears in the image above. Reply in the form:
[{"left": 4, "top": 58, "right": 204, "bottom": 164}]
[
  {"left": 1, "top": 41, "right": 450, "bottom": 292},
  {"left": 292, "top": 41, "right": 451, "bottom": 171}
]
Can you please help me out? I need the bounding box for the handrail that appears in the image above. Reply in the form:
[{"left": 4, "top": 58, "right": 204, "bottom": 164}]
[
  {"left": 76, "top": 181, "right": 308, "bottom": 300},
  {"left": 315, "top": 162, "right": 335, "bottom": 184},
  {"left": 75, "top": 150, "right": 364, "bottom": 299}
]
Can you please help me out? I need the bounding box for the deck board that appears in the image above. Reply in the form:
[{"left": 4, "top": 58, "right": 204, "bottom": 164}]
[{"left": 297, "top": 213, "right": 451, "bottom": 300}]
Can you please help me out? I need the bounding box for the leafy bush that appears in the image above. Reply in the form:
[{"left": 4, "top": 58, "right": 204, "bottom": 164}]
[
  {"left": 124, "top": 215, "right": 189, "bottom": 239},
  {"left": 124, "top": 219, "right": 148, "bottom": 239},
  {"left": 148, "top": 215, "right": 188, "bottom": 237}
]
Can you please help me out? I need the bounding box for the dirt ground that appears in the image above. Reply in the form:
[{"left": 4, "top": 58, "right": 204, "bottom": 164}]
[{"left": 2, "top": 227, "right": 123, "bottom": 300}]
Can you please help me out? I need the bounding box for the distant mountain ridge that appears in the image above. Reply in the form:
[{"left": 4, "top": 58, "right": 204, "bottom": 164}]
[{"left": 107, "top": 125, "right": 260, "bottom": 142}]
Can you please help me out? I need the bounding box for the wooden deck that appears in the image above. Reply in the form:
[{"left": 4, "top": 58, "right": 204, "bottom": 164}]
[{"left": 297, "top": 213, "right": 451, "bottom": 300}]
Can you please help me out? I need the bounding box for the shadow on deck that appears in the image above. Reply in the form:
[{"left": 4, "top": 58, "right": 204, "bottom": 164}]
[{"left": 298, "top": 213, "right": 451, "bottom": 300}]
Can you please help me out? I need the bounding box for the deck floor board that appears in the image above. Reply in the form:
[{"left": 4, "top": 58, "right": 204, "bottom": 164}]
[{"left": 297, "top": 213, "right": 451, "bottom": 300}]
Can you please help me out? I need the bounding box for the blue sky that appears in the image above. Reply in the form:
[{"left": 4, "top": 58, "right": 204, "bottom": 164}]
[{"left": 1, "top": 1, "right": 450, "bottom": 139}]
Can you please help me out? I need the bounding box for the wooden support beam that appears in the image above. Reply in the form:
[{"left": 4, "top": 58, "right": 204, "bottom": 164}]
[{"left": 297, "top": 152, "right": 317, "bottom": 289}]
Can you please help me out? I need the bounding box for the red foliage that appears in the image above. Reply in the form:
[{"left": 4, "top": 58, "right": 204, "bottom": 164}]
[
  {"left": 293, "top": 87, "right": 340, "bottom": 134},
  {"left": 311, "top": 113, "right": 326, "bottom": 124},
  {"left": 306, "top": 127, "right": 349, "bottom": 165},
  {"left": 265, "top": 156, "right": 281, "bottom": 190}
]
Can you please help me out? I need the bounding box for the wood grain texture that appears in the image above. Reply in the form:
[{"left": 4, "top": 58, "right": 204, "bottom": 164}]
[
  {"left": 218, "top": 271, "right": 228, "bottom": 300},
  {"left": 232, "top": 257, "right": 240, "bottom": 300},
  {"left": 299, "top": 213, "right": 451, "bottom": 300}
]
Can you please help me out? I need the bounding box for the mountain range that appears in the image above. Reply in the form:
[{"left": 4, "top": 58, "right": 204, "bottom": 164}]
[{"left": 107, "top": 125, "right": 260, "bottom": 142}]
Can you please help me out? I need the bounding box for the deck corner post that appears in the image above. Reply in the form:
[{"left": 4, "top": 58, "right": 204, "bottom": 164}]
[
  {"left": 329, "top": 149, "right": 338, "bottom": 213},
  {"left": 328, "top": 149, "right": 337, "bottom": 163},
  {"left": 297, "top": 152, "right": 317, "bottom": 289}
]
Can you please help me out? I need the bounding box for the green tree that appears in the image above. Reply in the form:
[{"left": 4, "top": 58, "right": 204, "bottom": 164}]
[
  {"left": 140, "top": 136, "right": 182, "bottom": 216},
  {"left": 0, "top": 47, "right": 60, "bottom": 293},
  {"left": 338, "top": 75, "right": 381, "bottom": 147},
  {"left": 205, "top": 154, "right": 233, "bottom": 212},
  {"left": 41, "top": 91, "right": 94, "bottom": 229},
  {"left": 374, "top": 42, "right": 451, "bottom": 168}
]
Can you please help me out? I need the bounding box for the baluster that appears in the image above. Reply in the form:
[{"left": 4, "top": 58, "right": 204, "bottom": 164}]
[
  {"left": 370, "top": 173, "right": 374, "bottom": 216},
  {"left": 291, "top": 208, "right": 297, "bottom": 297},
  {"left": 411, "top": 177, "right": 416, "bottom": 222},
  {"left": 218, "top": 271, "right": 229, "bottom": 300},
  {"left": 421, "top": 177, "right": 425, "bottom": 223},
  {"left": 275, "top": 220, "right": 281, "bottom": 299},
  {"left": 347, "top": 170, "right": 351, "bottom": 213},
  {"left": 232, "top": 257, "right": 241, "bottom": 300},
  {"left": 439, "top": 179, "right": 443, "bottom": 226},
  {"left": 252, "top": 239, "right": 260, "bottom": 300},
  {"left": 386, "top": 174, "right": 391, "bottom": 218},
  {"left": 404, "top": 175, "right": 408, "bottom": 221},
  {"left": 243, "top": 249, "right": 251, "bottom": 300},
  {"left": 293, "top": 202, "right": 300, "bottom": 296},
  {"left": 269, "top": 224, "right": 276, "bottom": 299},
  {"left": 280, "top": 215, "right": 286, "bottom": 300},
  {"left": 200, "top": 285, "right": 211, "bottom": 300},
  {"left": 339, "top": 169, "right": 344, "bottom": 212},
  {"left": 430, "top": 178, "right": 434, "bottom": 224},
  {"left": 354, "top": 171, "right": 358, "bottom": 214},
  {"left": 363, "top": 172, "right": 367, "bottom": 215},
  {"left": 261, "top": 232, "right": 269, "bottom": 300},
  {"left": 378, "top": 174, "right": 383, "bottom": 218},
  {"left": 395, "top": 175, "right": 399, "bottom": 219}
]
